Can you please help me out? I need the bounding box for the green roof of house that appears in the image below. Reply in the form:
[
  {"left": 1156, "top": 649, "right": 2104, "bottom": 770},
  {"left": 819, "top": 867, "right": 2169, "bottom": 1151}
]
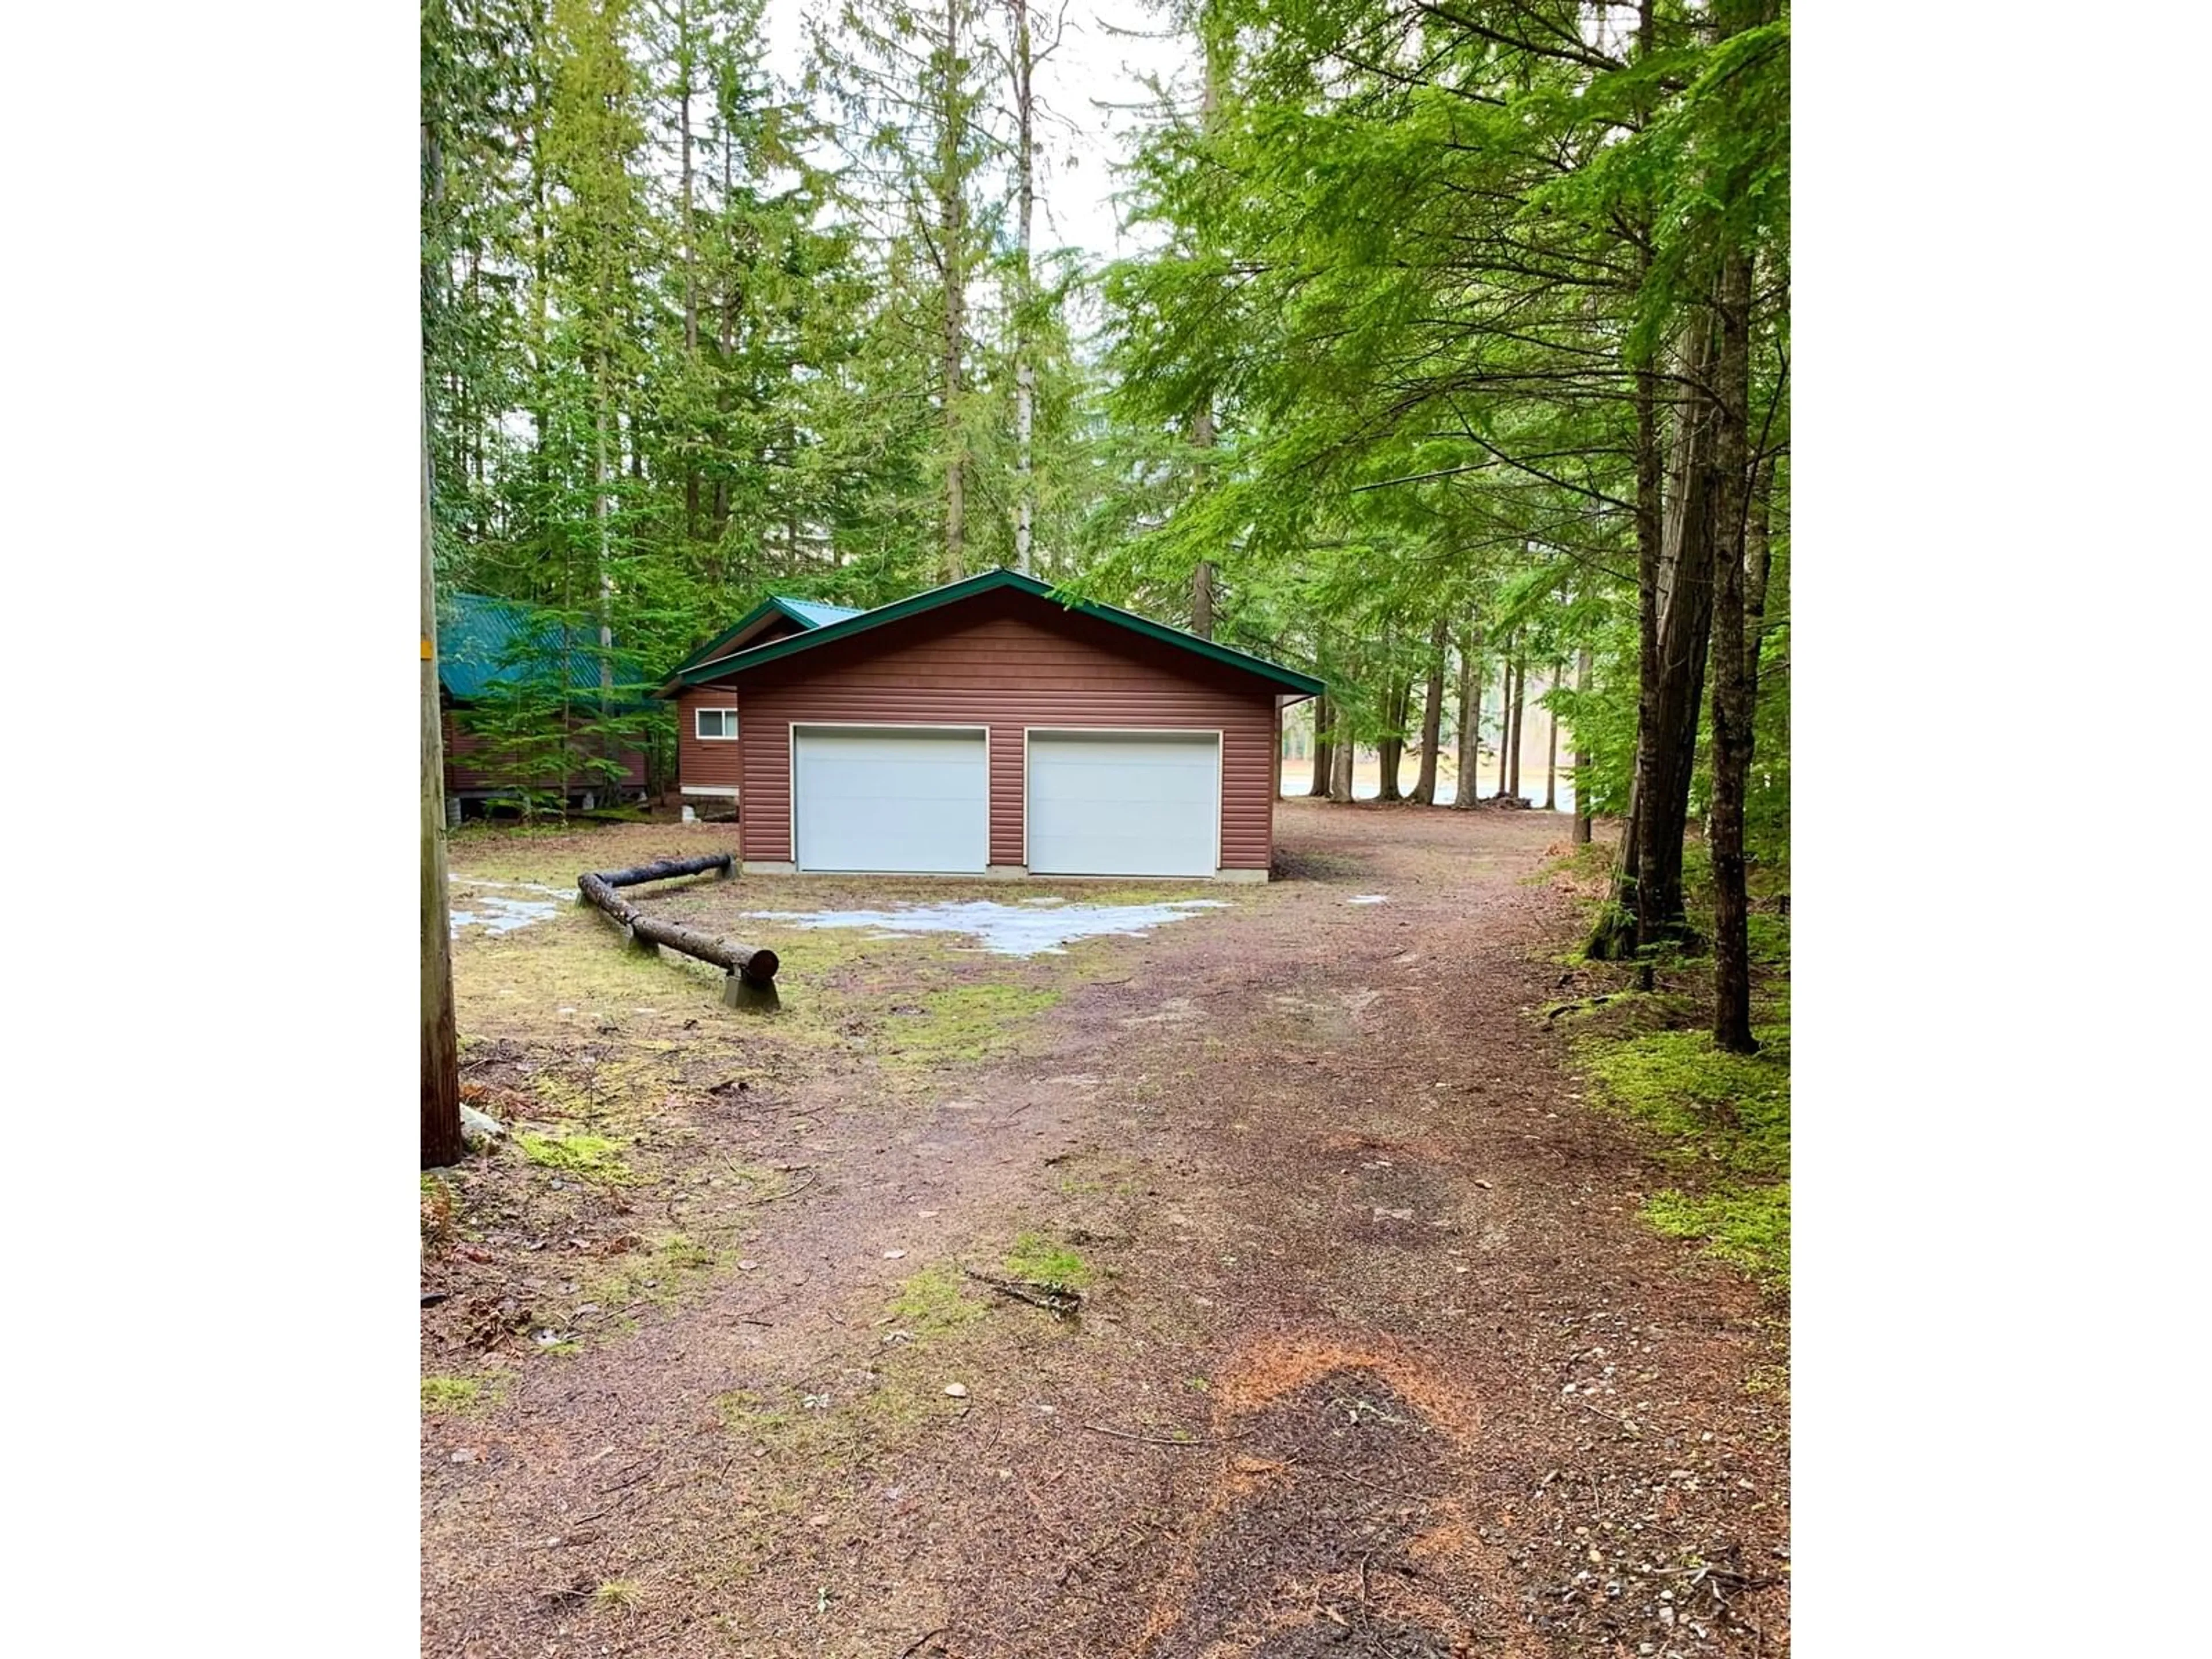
[
  {"left": 667, "top": 567, "right": 1325, "bottom": 698},
  {"left": 437, "top": 592, "right": 650, "bottom": 705},
  {"left": 667, "top": 594, "right": 867, "bottom": 681}
]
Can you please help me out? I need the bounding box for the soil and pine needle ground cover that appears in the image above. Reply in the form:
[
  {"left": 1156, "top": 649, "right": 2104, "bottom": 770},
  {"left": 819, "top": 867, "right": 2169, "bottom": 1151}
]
[{"left": 424, "top": 801, "right": 1789, "bottom": 1657}]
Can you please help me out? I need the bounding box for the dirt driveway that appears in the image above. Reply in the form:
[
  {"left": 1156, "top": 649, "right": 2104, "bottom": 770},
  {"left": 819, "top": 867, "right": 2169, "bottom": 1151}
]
[{"left": 423, "top": 800, "right": 1788, "bottom": 1658}]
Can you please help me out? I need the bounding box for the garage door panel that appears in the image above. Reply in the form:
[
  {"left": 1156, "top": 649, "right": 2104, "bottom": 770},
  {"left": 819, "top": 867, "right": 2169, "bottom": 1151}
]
[
  {"left": 1028, "top": 733, "right": 1219, "bottom": 877},
  {"left": 795, "top": 729, "right": 987, "bottom": 873}
]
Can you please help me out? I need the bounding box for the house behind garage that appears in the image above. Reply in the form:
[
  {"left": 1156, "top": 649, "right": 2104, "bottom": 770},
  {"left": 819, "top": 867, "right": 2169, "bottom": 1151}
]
[
  {"left": 661, "top": 569, "right": 1324, "bottom": 880},
  {"left": 438, "top": 592, "right": 654, "bottom": 819}
]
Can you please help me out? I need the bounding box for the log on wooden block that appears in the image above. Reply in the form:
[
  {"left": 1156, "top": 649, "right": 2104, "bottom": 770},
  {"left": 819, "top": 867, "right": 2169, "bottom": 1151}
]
[
  {"left": 594, "top": 852, "right": 734, "bottom": 888},
  {"left": 576, "top": 870, "right": 779, "bottom": 985}
]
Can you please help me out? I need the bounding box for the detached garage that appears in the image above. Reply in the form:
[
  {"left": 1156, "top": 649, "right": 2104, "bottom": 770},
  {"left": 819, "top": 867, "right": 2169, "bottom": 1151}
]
[{"left": 662, "top": 569, "right": 1323, "bottom": 881}]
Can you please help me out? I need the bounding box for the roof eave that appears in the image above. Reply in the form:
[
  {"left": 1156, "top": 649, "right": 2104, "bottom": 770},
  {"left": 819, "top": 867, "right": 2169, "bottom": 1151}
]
[{"left": 675, "top": 568, "right": 1325, "bottom": 695}]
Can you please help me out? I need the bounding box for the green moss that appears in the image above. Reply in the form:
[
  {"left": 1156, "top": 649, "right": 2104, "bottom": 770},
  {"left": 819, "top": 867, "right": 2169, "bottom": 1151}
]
[
  {"left": 1646, "top": 1181, "right": 1790, "bottom": 1289},
  {"left": 421, "top": 1375, "right": 487, "bottom": 1411},
  {"left": 1580, "top": 1025, "right": 1789, "bottom": 1177},
  {"left": 883, "top": 983, "right": 1062, "bottom": 1068},
  {"left": 888, "top": 1263, "right": 986, "bottom": 1338},
  {"left": 1004, "top": 1230, "right": 1092, "bottom": 1291},
  {"left": 515, "top": 1130, "right": 634, "bottom": 1182}
]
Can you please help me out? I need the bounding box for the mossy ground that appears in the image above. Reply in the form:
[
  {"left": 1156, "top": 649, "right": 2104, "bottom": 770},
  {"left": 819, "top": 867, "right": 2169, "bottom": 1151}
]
[{"left": 1543, "top": 839, "right": 1793, "bottom": 1291}]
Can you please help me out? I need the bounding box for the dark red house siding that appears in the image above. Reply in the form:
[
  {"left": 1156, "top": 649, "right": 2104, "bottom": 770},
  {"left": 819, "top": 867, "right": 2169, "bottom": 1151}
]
[
  {"left": 676, "top": 687, "right": 743, "bottom": 791},
  {"left": 442, "top": 707, "right": 646, "bottom": 797},
  {"left": 694, "top": 588, "right": 1282, "bottom": 872}
]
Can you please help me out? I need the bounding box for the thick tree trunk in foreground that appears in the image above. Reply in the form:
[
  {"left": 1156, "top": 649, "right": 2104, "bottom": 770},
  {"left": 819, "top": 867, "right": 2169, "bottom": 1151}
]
[
  {"left": 1412, "top": 616, "right": 1448, "bottom": 804},
  {"left": 1707, "top": 247, "right": 1759, "bottom": 1054},
  {"left": 1308, "top": 692, "right": 1332, "bottom": 796},
  {"left": 1329, "top": 705, "right": 1354, "bottom": 801},
  {"left": 421, "top": 371, "right": 462, "bottom": 1171},
  {"left": 1591, "top": 317, "right": 1721, "bottom": 961},
  {"left": 1573, "top": 646, "right": 1594, "bottom": 844}
]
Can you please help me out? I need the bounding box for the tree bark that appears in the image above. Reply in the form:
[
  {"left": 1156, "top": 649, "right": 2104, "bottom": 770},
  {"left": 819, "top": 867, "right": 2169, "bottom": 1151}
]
[
  {"left": 1503, "top": 645, "right": 1525, "bottom": 800},
  {"left": 1329, "top": 702, "right": 1354, "bottom": 801},
  {"left": 1588, "top": 0, "right": 1671, "bottom": 959},
  {"left": 1412, "top": 616, "right": 1448, "bottom": 805},
  {"left": 1707, "top": 243, "right": 1759, "bottom": 1054},
  {"left": 1308, "top": 692, "right": 1332, "bottom": 796},
  {"left": 1450, "top": 624, "right": 1482, "bottom": 809},
  {"left": 938, "top": 0, "right": 967, "bottom": 581},
  {"left": 1573, "top": 645, "right": 1593, "bottom": 844},
  {"left": 677, "top": 0, "right": 700, "bottom": 543},
  {"left": 1187, "top": 14, "right": 1222, "bottom": 633},
  {"left": 1543, "top": 659, "right": 1562, "bottom": 810},
  {"left": 1010, "top": 0, "right": 1036, "bottom": 575},
  {"left": 1376, "top": 675, "right": 1407, "bottom": 801},
  {"left": 421, "top": 359, "right": 463, "bottom": 1171}
]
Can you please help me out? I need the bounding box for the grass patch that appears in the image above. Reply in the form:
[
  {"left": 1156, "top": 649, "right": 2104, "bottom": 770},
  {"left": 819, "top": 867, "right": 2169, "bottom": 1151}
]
[
  {"left": 1646, "top": 1181, "right": 1791, "bottom": 1290},
  {"left": 1580, "top": 1025, "right": 1789, "bottom": 1177},
  {"left": 593, "top": 1580, "right": 644, "bottom": 1616},
  {"left": 515, "top": 1130, "right": 634, "bottom": 1183},
  {"left": 882, "top": 982, "right": 1062, "bottom": 1069},
  {"left": 887, "top": 1263, "right": 987, "bottom": 1338},
  {"left": 1004, "top": 1230, "right": 1093, "bottom": 1291},
  {"left": 421, "top": 1374, "right": 490, "bottom": 1411}
]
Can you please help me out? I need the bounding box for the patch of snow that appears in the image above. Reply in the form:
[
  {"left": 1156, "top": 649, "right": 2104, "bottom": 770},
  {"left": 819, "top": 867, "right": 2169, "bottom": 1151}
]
[
  {"left": 449, "top": 891, "right": 562, "bottom": 935},
  {"left": 741, "top": 897, "right": 1232, "bottom": 957},
  {"left": 1346, "top": 894, "right": 1391, "bottom": 905}
]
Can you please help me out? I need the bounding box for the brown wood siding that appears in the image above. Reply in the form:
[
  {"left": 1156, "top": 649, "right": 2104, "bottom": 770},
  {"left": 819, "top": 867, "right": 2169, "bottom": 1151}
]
[
  {"left": 719, "top": 590, "right": 1281, "bottom": 870},
  {"left": 676, "top": 687, "right": 743, "bottom": 790},
  {"left": 442, "top": 707, "right": 647, "bottom": 795}
]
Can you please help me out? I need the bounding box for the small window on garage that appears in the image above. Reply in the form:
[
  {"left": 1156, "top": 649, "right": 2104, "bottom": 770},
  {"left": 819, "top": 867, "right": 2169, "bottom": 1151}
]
[{"left": 695, "top": 707, "right": 738, "bottom": 740}]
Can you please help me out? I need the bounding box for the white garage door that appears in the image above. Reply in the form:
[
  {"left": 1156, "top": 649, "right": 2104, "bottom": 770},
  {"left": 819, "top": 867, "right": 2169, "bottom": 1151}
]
[
  {"left": 1027, "top": 731, "right": 1221, "bottom": 877},
  {"left": 793, "top": 728, "right": 988, "bottom": 873}
]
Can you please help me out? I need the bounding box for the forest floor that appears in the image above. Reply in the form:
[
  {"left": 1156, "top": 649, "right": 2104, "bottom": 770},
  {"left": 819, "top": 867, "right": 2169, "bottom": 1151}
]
[{"left": 423, "top": 800, "right": 1789, "bottom": 1658}]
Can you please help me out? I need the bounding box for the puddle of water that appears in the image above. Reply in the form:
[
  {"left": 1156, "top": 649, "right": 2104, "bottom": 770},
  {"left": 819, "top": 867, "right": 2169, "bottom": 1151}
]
[
  {"left": 741, "top": 897, "right": 1232, "bottom": 957},
  {"left": 1347, "top": 894, "right": 1391, "bottom": 906}
]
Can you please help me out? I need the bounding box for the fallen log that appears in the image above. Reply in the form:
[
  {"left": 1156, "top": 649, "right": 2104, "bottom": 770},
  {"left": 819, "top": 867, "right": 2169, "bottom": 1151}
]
[
  {"left": 593, "top": 852, "right": 733, "bottom": 888},
  {"left": 575, "top": 861, "right": 779, "bottom": 1007}
]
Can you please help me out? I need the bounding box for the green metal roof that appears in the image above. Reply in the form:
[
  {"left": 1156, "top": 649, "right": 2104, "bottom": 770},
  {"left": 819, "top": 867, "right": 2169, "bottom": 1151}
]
[
  {"left": 668, "top": 594, "right": 867, "bottom": 680},
  {"left": 671, "top": 568, "right": 1325, "bottom": 698},
  {"left": 437, "top": 592, "right": 650, "bottom": 705}
]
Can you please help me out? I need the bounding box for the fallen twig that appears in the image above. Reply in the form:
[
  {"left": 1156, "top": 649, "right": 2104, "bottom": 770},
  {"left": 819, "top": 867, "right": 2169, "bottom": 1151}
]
[
  {"left": 961, "top": 1267, "right": 1081, "bottom": 1317},
  {"left": 899, "top": 1628, "right": 948, "bottom": 1659},
  {"left": 1078, "top": 1422, "right": 1247, "bottom": 1448}
]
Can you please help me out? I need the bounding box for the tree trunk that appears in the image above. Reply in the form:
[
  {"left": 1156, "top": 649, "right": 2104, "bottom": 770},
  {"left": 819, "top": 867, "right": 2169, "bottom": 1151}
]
[
  {"left": 1308, "top": 692, "right": 1332, "bottom": 796},
  {"left": 1011, "top": 0, "right": 1036, "bottom": 575},
  {"left": 1591, "top": 312, "right": 1722, "bottom": 962},
  {"left": 1573, "top": 646, "right": 1594, "bottom": 844},
  {"left": 1450, "top": 624, "right": 1482, "bottom": 810},
  {"left": 1503, "top": 646, "right": 1525, "bottom": 800},
  {"left": 1588, "top": 0, "right": 1671, "bottom": 959},
  {"left": 1187, "top": 17, "right": 1222, "bottom": 633},
  {"left": 938, "top": 0, "right": 966, "bottom": 581},
  {"left": 1543, "top": 659, "right": 1562, "bottom": 810},
  {"left": 421, "top": 364, "right": 462, "bottom": 1171},
  {"left": 1329, "top": 703, "right": 1354, "bottom": 802},
  {"left": 1412, "top": 616, "right": 1448, "bottom": 805},
  {"left": 1376, "top": 675, "right": 1407, "bottom": 801},
  {"left": 677, "top": 0, "right": 700, "bottom": 543},
  {"left": 1707, "top": 243, "right": 1759, "bottom": 1054}
]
